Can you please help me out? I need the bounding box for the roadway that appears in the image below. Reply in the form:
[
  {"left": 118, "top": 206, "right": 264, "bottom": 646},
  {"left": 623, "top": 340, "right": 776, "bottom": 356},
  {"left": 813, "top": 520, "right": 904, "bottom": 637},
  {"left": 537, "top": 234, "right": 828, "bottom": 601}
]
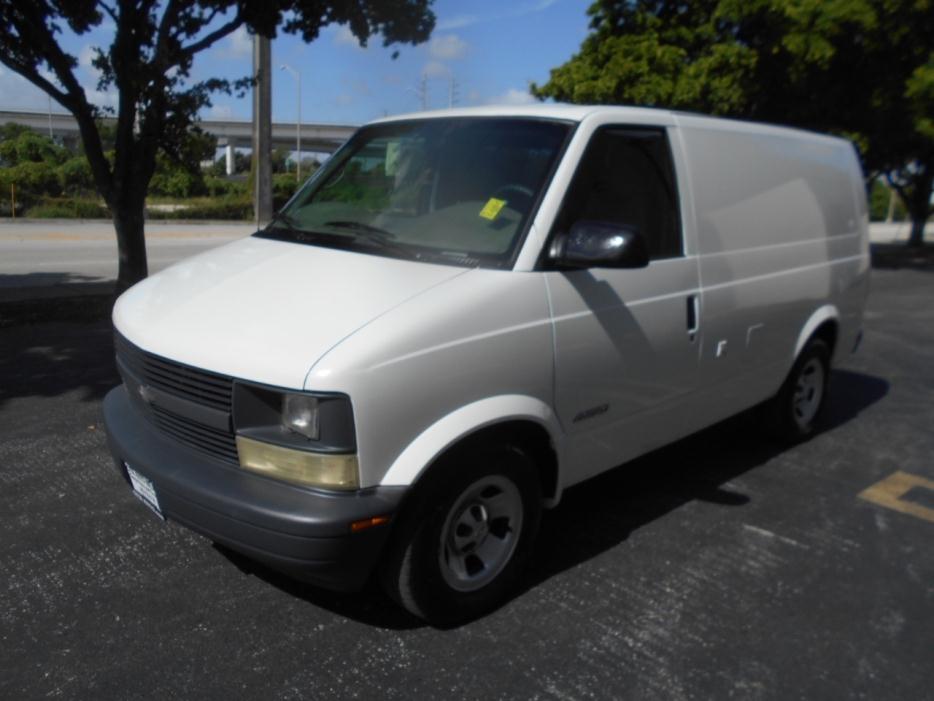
[{"left": 0, "top": 220, "right": 254, "bottom": 300}]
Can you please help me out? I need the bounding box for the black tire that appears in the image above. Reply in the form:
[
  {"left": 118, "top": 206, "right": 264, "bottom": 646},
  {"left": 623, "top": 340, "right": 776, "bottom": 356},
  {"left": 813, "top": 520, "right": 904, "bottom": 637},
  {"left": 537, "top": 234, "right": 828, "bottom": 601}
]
[
  {"left": 379, "top": 444, "right": 542, "bottom": 626},
  {"left": 764, "top": 337, "right": 831, "bottom": 441}
]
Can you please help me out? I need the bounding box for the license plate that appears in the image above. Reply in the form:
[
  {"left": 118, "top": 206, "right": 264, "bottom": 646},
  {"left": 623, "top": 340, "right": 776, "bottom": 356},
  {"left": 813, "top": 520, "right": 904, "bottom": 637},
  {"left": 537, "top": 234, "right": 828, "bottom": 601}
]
[{"left": 125, "top": 464, "right": 164, "bottom": 520}]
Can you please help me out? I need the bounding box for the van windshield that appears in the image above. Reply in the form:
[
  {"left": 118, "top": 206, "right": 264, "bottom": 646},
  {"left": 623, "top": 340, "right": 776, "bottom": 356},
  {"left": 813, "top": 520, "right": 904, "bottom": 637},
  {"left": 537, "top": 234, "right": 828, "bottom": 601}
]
[{"left": 257, "top": 117, "right": 572, "bottom": 268}]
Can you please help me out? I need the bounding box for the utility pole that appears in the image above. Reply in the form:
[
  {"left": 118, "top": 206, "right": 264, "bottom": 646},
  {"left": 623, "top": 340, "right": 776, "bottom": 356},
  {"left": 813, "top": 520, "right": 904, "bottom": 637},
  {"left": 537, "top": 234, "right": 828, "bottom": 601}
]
[
  {"left": 419, "top": 73, "right": 429, "bottom": 111},
  {"left": 252, "top": 34, "right": 273, "bottom": 228},
  {"left": 47, "top": 96, "right": 53, "bottom": 139},
  {"left": 448, "top": 76, "right": 459, "bottom": 108},
  {"left": 281, "top": 64, "right": 301, "bottom": 182}
]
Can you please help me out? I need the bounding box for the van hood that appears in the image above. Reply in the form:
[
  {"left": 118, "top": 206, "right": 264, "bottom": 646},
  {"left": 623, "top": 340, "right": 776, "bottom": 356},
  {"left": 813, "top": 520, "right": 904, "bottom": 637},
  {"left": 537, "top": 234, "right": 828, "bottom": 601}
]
[{"left": 113, "top": 236, "right": 469, "bottom": 389}]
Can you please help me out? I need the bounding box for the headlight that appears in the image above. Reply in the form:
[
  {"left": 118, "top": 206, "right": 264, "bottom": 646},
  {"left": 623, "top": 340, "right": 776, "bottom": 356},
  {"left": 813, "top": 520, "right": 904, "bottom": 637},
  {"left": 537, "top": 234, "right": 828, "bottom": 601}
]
[
  {"left": 232, "top": 382, "right": 358, "bottom": 490},
  {"left": 282, "top": 394, "right": 319, "bottom": 440}
]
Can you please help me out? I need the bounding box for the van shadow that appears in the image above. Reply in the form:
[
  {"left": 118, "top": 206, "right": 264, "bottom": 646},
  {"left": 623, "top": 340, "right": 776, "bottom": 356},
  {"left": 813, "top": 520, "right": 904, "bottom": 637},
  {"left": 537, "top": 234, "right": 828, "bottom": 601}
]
[
  {"left": 220, "top": 368, "right": 888, "bottom": 630},
  {"left": 526, "top": 368, "right": 888, "bottom": 587}
]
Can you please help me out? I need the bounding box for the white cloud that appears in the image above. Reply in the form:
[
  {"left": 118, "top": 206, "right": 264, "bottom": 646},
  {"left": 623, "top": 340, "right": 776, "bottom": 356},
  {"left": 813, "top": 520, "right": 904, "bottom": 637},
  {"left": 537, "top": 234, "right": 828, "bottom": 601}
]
[
  {"left": 0, "top": 69, "right": 54, "bottom": 110},
  {"left": 334, "top": 25, "right": 364, "bottom": 49},
  {"left": 223, "top": 26, "right": 252, "bottom": 58},
  {"left": 205, "top": 104, "right": 234, "bottom": 120},
  {"left": 435, "top": 1, "right": 559, "bottom": 31},
  {"left": 428, "top": 34, "right": 468, "bottom": 61},
  {"left": 421, "top": 61, "right": 451, "bottom": 79},
  {"left": 79, "top": 44, "right": 104, "bottom": 84},
  {"left": 486, "top": 88, "right": 537, "bottom": 106},
  {"left": 335, "top": 94, "right": 354, "bottom": 106},
  {"left": 0, "top": 62, "right": 112, "bottom": 113},
  {"left": 79, "top": 44, "right": 96, "bottom": 69},
  {"left": 436, "top": 15, "right": 478, "bottom": 30},
  {"left": 85, "top": 88, "right": 118, "bottom": 110}
]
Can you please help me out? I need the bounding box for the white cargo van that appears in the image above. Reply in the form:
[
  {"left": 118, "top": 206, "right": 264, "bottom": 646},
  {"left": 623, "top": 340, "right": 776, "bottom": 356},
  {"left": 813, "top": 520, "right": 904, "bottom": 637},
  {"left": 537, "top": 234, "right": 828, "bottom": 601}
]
[{"left": 104, "top": 105, "right": 869, "bottom": 623}]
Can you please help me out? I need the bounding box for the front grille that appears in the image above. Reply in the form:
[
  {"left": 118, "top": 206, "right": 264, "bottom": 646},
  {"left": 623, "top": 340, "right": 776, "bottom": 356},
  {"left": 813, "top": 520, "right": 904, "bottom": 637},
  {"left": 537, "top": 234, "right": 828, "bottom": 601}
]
[
  {"left": 114, "top": 333, "right": 232, "bottom": 411},
  {"left": 115, "top": 333, "right": 238, "bottom": 464},
  {"left": 150, "top": 406, "right": 240, "bottom": 463}
]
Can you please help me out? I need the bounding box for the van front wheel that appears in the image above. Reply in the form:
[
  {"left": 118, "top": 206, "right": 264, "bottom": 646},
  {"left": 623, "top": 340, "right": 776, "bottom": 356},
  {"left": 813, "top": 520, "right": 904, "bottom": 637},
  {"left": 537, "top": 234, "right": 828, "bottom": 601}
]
[
  {"left": 765, "top": 338, "right": 831, "bottom": 441},
  {"left": 379, "top": 446, "right": 541, "bottom": 625}
]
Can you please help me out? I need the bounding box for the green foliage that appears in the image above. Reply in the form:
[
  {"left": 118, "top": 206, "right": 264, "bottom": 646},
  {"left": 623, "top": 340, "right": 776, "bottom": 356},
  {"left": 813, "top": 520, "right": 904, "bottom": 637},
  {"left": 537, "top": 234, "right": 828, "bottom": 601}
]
[
  {"left": 273, "top": 173, "right": 300, "bottom": 199},
  {"left": 0, "top": 127, "right": 68, "bottom": 167},
  {"left": 146, "top": 196, "right": 252, "bottom": 220},
  {"left": 148, "top": 165, "right": 206, "bottom": 199},
  {"left": 534, "top": 0, "right": 934, "bottom": 242},
  {"left": 869, "top": 180, "right": 906, "bottom": 222},
  {"left": 0, "top": 123, "right": 32, "bottom": 142},
  {"left": 1, "top": 161, "right": 62, "bottom": 198},
  {"left": 204, "top": 175, "right": 247, "bottom": 197},
  {"left": 271, "top": 148, "right": 291, "bottom": 174},
  {"left": 26, "top": 196, "right": 110, "bottom": 218},
  {"left": 532, "top": 1, "right": 757, "bottom": 115},
  {"left": 58, "top": 156, "right": 95, "bottom": 195}
]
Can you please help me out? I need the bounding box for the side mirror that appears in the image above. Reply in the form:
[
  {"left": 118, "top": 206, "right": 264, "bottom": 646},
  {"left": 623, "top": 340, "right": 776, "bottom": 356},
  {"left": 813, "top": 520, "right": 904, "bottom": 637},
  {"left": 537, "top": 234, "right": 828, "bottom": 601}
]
[{"left": 549, "top": 220, "right": 649, "bottom": 269}]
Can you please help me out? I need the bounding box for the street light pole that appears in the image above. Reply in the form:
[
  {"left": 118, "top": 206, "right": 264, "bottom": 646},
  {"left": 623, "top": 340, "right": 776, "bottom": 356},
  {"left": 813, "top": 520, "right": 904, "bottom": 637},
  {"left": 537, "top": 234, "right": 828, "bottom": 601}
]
[{"left": 281, "top": 64, "right": 301, "bottom": 182}]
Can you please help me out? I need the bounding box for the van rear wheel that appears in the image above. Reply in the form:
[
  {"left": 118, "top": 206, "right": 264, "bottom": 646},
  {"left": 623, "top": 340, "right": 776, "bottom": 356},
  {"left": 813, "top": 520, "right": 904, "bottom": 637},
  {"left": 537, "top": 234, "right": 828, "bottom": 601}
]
[
  {"left": 765, "top": 338, "right": 831, "bottom": 441},
  {"left": 379, "top": 445, "right": 541, "bottom": 626}
]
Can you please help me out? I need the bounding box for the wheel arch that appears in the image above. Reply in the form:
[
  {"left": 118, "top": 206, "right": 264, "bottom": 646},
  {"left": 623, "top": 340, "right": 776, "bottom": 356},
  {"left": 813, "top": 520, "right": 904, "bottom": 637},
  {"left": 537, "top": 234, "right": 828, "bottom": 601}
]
[
  {"left": 794, "top": 305, "right": 840, "bottom": 362},
  {"left": 379, "top": 395, "right": 564, "bottom": 506}
]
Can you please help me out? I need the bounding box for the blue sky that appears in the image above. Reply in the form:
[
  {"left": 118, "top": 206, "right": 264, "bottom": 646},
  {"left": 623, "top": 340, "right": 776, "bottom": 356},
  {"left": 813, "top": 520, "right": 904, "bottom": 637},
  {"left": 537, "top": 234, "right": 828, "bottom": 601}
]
[{"left": 0, "top": 0, "right": 591, "bottom": 126}]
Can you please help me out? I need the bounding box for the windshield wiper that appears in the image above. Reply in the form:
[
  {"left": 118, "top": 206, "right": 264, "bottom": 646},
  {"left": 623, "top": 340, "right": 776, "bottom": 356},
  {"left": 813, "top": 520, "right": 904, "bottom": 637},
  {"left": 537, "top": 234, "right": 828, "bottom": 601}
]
[
  {"left": 322, "top": 220, "right": 396, "bottom": 238},
  {"left": 266, "top": 211, "right": 305, "bottom": 233}
]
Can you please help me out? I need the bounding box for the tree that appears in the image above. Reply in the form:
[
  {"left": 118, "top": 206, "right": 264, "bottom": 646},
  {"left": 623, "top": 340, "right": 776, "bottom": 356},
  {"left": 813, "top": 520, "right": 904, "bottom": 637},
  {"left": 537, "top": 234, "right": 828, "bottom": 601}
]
[
  {"left": 0, "top": 1, "right": 435, "bottom": 291},
  {"left": 533, "top": 0, "right": 934, "bottom": 247}
]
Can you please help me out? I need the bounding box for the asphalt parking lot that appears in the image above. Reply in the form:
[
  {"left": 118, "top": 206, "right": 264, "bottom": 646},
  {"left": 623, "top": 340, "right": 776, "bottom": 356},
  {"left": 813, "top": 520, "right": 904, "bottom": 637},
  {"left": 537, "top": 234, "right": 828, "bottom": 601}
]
[{"left": 1, "top": 246, "right": 932, "bottom": 699}]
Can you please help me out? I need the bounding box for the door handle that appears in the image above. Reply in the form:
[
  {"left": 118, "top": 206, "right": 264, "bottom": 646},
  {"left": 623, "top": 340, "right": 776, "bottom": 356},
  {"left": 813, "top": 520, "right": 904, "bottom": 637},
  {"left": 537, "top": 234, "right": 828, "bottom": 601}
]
[{"left": 686, "top": 294, "right": 699, "bottom": 340}]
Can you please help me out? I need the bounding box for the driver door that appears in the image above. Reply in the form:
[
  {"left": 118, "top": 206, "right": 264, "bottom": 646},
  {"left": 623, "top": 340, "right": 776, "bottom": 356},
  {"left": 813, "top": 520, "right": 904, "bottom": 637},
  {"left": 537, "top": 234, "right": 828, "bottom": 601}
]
[{"left": 545, "top": 125, "right": 703, "bottom": 484}]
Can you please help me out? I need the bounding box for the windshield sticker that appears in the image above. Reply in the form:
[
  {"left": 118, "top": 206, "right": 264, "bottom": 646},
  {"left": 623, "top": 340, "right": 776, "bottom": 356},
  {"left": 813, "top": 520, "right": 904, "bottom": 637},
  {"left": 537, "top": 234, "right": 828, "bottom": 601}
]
[{"left": 479, "top": 197, "right": 507, "bottom": 221}]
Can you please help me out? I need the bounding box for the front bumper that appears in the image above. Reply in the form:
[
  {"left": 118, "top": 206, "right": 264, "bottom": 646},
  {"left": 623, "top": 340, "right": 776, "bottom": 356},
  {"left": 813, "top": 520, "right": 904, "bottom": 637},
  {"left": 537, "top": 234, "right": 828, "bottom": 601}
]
[{"left": 103, "top": 385, "right": 406, "bottom": 591}]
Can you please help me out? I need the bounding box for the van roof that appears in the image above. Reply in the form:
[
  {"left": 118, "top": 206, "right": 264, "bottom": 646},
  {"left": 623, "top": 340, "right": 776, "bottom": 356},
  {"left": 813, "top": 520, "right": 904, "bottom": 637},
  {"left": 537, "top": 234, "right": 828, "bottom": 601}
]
[
  {"left": 370, "top": 103, "right": 849, "bottom": 147},
  {"left": 371, "top": 103, "right": 648, "bottom": 124}
]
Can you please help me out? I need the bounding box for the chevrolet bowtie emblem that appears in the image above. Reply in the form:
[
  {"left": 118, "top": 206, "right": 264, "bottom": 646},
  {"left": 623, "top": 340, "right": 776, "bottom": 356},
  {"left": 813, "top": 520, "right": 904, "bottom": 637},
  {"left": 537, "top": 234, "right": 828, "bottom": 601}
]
[{"left": 138, "top": 384, "right": 155, "bottom": 405}]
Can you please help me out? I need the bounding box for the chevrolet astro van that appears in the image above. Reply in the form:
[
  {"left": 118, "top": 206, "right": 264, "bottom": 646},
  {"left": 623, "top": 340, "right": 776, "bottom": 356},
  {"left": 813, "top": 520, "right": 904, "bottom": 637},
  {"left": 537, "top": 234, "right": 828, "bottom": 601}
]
[{"left": 104, "top": 105, "right": 869, "bottom": 623}]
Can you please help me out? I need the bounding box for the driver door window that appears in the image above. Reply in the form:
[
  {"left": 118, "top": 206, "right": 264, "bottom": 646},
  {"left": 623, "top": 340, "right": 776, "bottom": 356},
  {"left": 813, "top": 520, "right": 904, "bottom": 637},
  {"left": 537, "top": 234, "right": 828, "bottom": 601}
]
[{"left": 553, "top": 126, "right": 682, "bottom": 260}]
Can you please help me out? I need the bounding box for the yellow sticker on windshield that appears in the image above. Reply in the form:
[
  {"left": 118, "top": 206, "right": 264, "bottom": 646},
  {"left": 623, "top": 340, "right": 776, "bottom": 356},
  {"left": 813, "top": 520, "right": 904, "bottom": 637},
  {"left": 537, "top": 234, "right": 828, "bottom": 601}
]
[{"left": 479, "top": 197, "right": 507, "bottom": 221}]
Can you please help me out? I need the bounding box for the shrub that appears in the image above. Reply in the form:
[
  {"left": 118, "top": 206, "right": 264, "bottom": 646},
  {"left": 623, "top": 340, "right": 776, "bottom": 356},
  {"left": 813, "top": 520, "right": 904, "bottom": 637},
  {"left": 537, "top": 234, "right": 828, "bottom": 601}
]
[
  {"left": 146, "top": 196, "right": 251, "bottom": 220},
  {"left": 25, "top": 196, "right": 109, "bottom": 218},
  {"left": 149, "top": 168, "right": 207, "bottom": 198},
  {"left": 1, "top": 161, "right": 62, "bottom": 198},
  {"left": 0, "top": 130, "right": 67, "bottom": 167},
  {"left": 59, "top": 156, "right": 95, "bottom": 195},
  {"left": 204, "top": 175, "right": 247, "bottom": 198}
]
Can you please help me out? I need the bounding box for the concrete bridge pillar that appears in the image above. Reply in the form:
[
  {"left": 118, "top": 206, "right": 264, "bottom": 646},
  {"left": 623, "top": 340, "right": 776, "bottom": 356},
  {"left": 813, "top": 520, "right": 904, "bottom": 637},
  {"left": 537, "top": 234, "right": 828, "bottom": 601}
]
[{"left": 225, "top": 144, "right": 235, "bottom": 176}]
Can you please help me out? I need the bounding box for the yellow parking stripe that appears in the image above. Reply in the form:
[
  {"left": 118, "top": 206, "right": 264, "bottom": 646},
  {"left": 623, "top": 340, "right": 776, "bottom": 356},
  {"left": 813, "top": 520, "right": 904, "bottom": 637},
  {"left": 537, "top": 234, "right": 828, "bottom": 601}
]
[{"left": 858, "top": 470, "right": 934, "bottom": 523}]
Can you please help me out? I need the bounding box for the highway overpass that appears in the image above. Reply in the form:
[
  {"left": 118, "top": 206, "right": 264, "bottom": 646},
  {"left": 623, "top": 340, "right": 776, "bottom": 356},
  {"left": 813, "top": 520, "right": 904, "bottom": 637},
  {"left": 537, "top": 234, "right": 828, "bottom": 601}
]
[{"left": 0, "top": 109, "right": 357, "bottom": 174}]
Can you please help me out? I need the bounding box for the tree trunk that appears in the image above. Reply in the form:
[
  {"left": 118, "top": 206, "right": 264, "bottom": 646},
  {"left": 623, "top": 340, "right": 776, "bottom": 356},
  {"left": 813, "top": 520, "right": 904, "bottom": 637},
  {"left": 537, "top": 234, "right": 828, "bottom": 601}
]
[
  {"left": 905, "top": 171, "right": 932, "bottom": 249},
  {"left": 112, "top": 192, "right": 149, "bottom": 295},
  {"left": 907, "top": 217, "right": 927, "bottom": 248}
]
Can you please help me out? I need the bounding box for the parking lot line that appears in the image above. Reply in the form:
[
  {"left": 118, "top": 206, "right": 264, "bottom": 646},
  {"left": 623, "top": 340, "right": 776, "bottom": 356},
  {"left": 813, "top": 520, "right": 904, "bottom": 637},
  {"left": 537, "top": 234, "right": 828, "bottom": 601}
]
[{"left": 858, "top": 470, "right": 934, "bottom": 523}]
